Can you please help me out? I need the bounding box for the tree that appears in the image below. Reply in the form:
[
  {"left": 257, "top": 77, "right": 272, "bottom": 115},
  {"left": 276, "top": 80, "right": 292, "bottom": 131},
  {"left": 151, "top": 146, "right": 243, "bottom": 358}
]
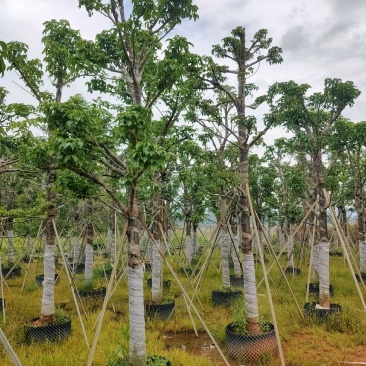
[
  {"left": 195, "top": 26, "right": 283, "bottom": 334},
  {"left": 43, "top": 1, "right": 200, "bottom": 364},
  {"left": 5, "top": 19, "right": 89, "bottom": 325},
  {"left": 267, "top": 78, "right": 361, "bottom": 308}
]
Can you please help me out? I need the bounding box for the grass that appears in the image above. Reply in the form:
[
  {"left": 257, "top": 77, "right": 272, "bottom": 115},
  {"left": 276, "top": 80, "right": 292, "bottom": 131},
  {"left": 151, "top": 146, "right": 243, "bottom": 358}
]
[{"left": 1, "top": 228, "right": 366, "bottom": 365}]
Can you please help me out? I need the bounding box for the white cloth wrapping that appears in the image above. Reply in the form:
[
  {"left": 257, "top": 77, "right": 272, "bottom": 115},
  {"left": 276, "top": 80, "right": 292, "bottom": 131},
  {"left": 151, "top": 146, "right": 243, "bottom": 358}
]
[
  {"left": 128, "top": 266, "right": 146, "bottom": 360},
  {"left": 243, "top": 253, "right": 259, "bottom": 319},
  {"left": 41, "top": 244, "right": 55, "bottom": 316}
]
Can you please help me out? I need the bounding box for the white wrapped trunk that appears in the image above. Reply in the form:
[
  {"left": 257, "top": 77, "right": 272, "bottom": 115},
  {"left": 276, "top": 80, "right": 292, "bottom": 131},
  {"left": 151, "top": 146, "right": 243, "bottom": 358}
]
[
  {"left": 151, "top": 240, "right": 162, "bottom": 302},
  {"left": 287, "top": 235, "right": 294, "bottom": 268},
  {"left": 74, "top": 237, "right": 81, "bottom": 264},
  {"left": 359, "top": 240, "right": 366, "bottom": 273},
  {"left": 318, "top": 241, "right": 330, "bottom": 306},
  {"left": 85, "top": 243, "right": 93, "bottom": 283},
  {"left": 7, "top": 229, "right": 14, "bottom": 263},
  {"left": 128, "top": 266, "right": 146, "bottom": 363},
  {"left": 220, "top": 231, "right": 230, "bottom": 288},
  {"left": 185, "top": 234, "right": 193, "bottom": 264},
  {"left": 192, "top": 228, "right": 198, "bottom": 257},
  {"left": 41, "top": 244, "right": 55, "bottom": 316},
  {"left": 232, "top": 233, "right": 241, "bottom": 277},
  {"left": 67, "top": 234, "right": 72, "bottom": 257},
  {"left": 243, "top": 253, "right": 259, "bottom": 319}
]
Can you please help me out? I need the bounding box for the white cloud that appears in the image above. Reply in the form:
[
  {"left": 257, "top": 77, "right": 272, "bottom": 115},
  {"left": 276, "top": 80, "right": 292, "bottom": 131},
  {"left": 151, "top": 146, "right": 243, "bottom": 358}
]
[{"left": 1, "top": 0, "right": 365, "bottom": 131}]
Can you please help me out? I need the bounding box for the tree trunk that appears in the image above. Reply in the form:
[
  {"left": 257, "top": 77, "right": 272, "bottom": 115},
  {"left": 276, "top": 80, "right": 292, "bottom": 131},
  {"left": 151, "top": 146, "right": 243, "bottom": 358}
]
[
  {"left": 151, "top": 186, "right": 163, "bottom": 304},
  {"left": 84, "top": 200, "right": 94, "bottom": 284},
  {"left": 185, "top": 218, "right": 193, "bottom": 265},
  {"left": 231, "top": 217, "right": 241, "bottom": 278},
  {"left": 5, "top": 189, "right": 15, "bottom": 263},
  {"left": 192, "top": 224, "right": 198, "bottom": 258},
  {"left": 220, "top": 194, "right": 230, "bottom": 288},
  {"left": 39, "top": 159, "right": 57, "bottom": 325},
  {"left": 127, "top": 187, "right": 146, "bottom": 365},
  {"left": 240, "top": 148, "right": 260, "bottom": 335},
  {"left": 355, "top": 185, "right": 366, "bottom": 274},
  {"left": 313, "top": 150, "right": 330, "bottom": 308}
]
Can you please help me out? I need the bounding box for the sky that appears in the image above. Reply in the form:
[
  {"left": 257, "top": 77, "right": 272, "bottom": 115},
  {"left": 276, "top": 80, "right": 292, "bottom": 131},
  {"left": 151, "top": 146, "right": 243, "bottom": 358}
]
[{"left": 1, "top": 0, "right": 366, "bottom": 148}]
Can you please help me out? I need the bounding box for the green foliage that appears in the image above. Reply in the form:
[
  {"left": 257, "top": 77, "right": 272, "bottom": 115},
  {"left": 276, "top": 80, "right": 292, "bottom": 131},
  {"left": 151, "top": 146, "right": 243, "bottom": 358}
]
[{"left": 0, "top": 41, "right": 6, "bottom": 76}]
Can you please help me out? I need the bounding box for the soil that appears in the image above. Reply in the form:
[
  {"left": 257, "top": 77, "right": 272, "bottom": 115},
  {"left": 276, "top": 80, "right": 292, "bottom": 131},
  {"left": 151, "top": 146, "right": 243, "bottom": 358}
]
[
  {"left": 163, "top": 330, "right": 366, "bottom": 366},
  {"left": 163, "top": 332, "right": 239, "bottom": 366}
]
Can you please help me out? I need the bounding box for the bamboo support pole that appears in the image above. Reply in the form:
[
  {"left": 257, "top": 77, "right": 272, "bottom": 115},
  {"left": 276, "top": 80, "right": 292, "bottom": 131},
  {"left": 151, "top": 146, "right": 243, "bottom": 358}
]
[
  {"left": 87, "top": 221, "right": 128, "bottom": 366},
  {"left": 0, "top": 328, "right": 23, "bottom": 366},
  {"left": 53, "top": 220, "right": 90, "bottom": 349},
  {"left": 246, "top": 183, "right": 286, "bottom": 366},
  {"left": 324, "top": 189, "right": 366, "bottom": 312}
]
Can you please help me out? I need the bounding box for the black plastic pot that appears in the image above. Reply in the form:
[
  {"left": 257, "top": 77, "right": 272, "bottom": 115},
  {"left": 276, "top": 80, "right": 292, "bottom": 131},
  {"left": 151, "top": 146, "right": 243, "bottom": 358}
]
[
  {"left": 226, "top": 322, "right": 277, "bottom": 362},
  {"left": 355, "top": 273, "right": 366, "bottom": 283},
  {"left": 147, "top": 278, "right": 171, "bottom": 289},
  {"left": 36, "top": 274, "right": 60, "bottom": 287},
  {"left": 329, "top": 251, "right": 343, "bottom": 257},
  {"left": 230, "top": 275, "right": 244, "bottom": 287},
  {"left": 24, "top": 317, "right": 72, "bottom": 343},
  {"left": 145, "top": 300, "right": 175, "bottom": 320},
  {"left": 0, "top": 298, "right": 5, "bottom": 311},
  {"left": 284, "top": 267, "right": 301, "bottom": 275},
  {"left": 211, "top": 289, "right": 242, "bottom": 306},
  {"left": 78, "top": 286, "right": 106, "bottom": 299},
  {"left": 304, "top": 302, "right": 342, "bottom": 319},
  {"left": 1, "top": 266, "right": 21, "bottom": 278},
  {"left": 70, "top": 263, "right": 85, "bottom": 274},
  {"left": 307, "top": 283, "right": 334, "bottom": 297}
]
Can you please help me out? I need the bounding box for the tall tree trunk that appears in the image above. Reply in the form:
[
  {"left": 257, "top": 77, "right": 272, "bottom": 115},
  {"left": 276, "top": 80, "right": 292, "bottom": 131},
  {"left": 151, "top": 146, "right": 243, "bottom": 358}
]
[
  {"left": 313, "top": 150, "right": 330, "bottom": 308},
  {"left": 38, "top": 79, "right": 63, "bottom": 325},
  {"left": 151, "top": 184, "right": 163, "bottom": 304},
  {"left": 230, "top": 216, "right": 241, "bottom": 278},
  {"left": 185, "top": 218, "right": 193, "bottom": 265},
  {"left": 192, "top": 224, "right": 198, "bottom": 258},
  {"left": 355, "top": 184, "right": 366, "bottom": 274},
  {"left": 220, "top": 194, "right": 230, "bottom": 288},
  {"left": 127, "top": 187, "right": 146, "bottom": 365},
  {"left": 5, "top": 189, "right": 15, "bottom": 263},
  {"left": 240, "top": 147, "right": 260, "bottom": 335},
  {"left": 84, "top": 200, "right": 94, "bottom": 284}
]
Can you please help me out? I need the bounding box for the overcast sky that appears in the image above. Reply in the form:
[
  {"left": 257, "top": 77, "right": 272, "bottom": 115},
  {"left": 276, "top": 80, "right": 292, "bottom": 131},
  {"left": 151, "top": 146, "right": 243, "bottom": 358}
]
[{"left": 1, "top": 0, "right": 366, "bottom": 147}]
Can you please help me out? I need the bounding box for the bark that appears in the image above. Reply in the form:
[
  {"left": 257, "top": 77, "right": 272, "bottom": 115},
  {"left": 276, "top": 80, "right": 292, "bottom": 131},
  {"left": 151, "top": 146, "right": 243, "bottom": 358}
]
[
  {"left": 355, "top": 185, "right": 366, "bottom": 273},
  {"left": 151, "top": 185, "right": 163, "bottom": 303},
  {"left": 230, "top": 218, "right": 241, "bottom": 278},
  {"left": 287, "top": 229, "right": 294, "bottom": 268},
  {"left": 39, "top": 79, "right": 64, "bottom": 325},
  {"left": 192, "top": 224, "right": 198, "bottom": 258},
  {"left": 5, "top": 189, "right": 15, "bottom": 263},
  {"left": 312, "top": 150, "right": 330, "bottom": 308},
  {"left": 39, "top": 158, "right": 57, "bottom": 324},
  {"left": 220, "top": 194, "right": 230, "bottom": 288},
  {"left": 185, "top": 218, "right": 193, "bottom": 264},
  {"left": 220, "top": 230, "right": 231, "bottom": 288},
  {"left": 84, "top": 200, "right": 94, "bottom": 284},
  {"left": 126, "top": 186, "right": 146, "bottom": 365}
]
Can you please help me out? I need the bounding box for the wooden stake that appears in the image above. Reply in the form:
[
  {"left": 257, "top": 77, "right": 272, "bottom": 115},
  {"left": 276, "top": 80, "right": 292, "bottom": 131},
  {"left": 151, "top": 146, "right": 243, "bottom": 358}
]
[{"left": 246, "top": 183, "right": 286, "bottom": 366}]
